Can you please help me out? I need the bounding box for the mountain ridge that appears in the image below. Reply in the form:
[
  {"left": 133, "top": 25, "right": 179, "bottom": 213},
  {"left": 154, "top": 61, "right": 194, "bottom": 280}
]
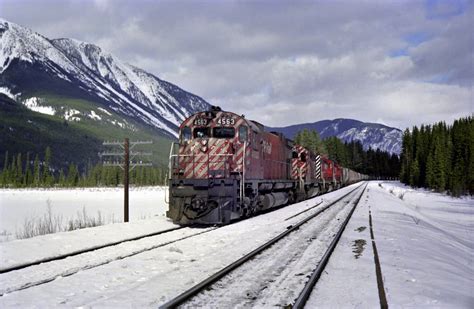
[
  {"left": 267, "top": 118, "right": 402, "bottom": 155},
  {"left": 0, "top": 18, "right": 211, "bottom": 138}
]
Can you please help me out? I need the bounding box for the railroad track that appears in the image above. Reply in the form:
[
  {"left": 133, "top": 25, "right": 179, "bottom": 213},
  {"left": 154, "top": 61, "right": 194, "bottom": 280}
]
[
  {"left": 293, "top": 182, "right": 368, "bottom": 308},
  {"left": 0, "top": 226, "right": 218, "bottom": 296},
  {"left": 160, "top": 182, "right": 367, "bottom": 308},
  {"left": 0, "top": 226, "right": 186, "bottom": 275}
]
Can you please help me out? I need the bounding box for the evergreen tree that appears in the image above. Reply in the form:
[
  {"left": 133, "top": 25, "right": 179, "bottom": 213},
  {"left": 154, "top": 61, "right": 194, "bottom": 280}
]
[
  {"left": 24, "top": 152, "right": 32, "bottom": 186},
  {"left": 9, "top": 154, "right": 17, "bottom": 187},
  {"left": 43, "top": 146, "right": 54, "bottom": 187},
  {"left": 409, "top": 159, "right": 420, "bottom": 187},
  {"left": 67, "top": 163, "right": 79, "bottom": 187},
  {"left": 58, "top": 168, "right": 66, "bottom": 187},
  {"left": 1, "top": 151, "right": 9, "bottom": 187},
  {"left": 295, "top": 129, "right": 326, "bottom": 155},
  {"left": 16, "top": 153, "right": 23, "bottom": 187},
  {"left": 468, "top": 117, "right": 474, "bottom": 195},
  {"left": 33, "top": 154, "right": 41, "bottom": 187},
  {"left": 426, "top": 152, "right": 435, "bottom": 188},
  {"left": 428, "top": 123, "right": 447, "bottom": 192}
]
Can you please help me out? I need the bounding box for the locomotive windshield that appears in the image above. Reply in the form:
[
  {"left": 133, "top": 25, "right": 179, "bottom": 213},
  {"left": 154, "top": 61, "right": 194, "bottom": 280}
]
[
  {"left": 213, "top": 127, "right": 235, "bottom": 138},
  {"left": 193, "top": 127, "right": 210, "bottom": 138},
  {"left": 181, "top": 126, "right": 191, "bottom": 141}
]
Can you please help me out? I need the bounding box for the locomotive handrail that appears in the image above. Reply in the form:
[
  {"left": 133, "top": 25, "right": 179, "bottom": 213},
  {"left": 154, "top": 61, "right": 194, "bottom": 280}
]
[
  {"left": 241, "top": 141, "right": 247, "bottom": 204},
  {"left": 169, "top": 154, "right": 233, "bottom": 157},
  {"left": 164, "top": 173, "right": 169, "bottom": 204},
  {"left": 169, "top": 152, "right": 234, "bottom": 179}
]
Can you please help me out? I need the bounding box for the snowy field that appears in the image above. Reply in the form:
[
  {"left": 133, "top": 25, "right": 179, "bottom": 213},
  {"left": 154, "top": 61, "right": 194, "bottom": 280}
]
[
  {"left": 0, "top": 181, "right": 472, "bottom": 307},
  {"left": 312, "top": 181, "right": 474, "bottom": 308},
  {"left": 0, "top": 187, "right": 168, "bottom": 241}
]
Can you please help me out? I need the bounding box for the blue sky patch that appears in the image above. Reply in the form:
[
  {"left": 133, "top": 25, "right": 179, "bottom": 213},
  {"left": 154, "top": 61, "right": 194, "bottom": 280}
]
[
  {"left": 425, "top": 0, "right": 468, "bottom": 19},
  {"left": 389, "top": 48, "right": 409, "bottom": 57},
  {"left": 404, "top": 32, "right": 432, "bottom": 46},
  {"left": 424, "top": 72, "right": 453, "bottom": 84}
]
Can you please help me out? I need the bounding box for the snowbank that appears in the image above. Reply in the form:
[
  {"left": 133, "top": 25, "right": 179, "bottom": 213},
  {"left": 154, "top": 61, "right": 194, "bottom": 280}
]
[{"left": 0, "top": 186, "right": 168, "bottom": 241}]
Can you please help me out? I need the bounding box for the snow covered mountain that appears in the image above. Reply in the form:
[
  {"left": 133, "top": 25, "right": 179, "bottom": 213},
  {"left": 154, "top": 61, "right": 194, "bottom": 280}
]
[
  {"left": 268, "top": 119, "right": 402, "bottom": 155},
  {"left": 0, "top": 18, "right": 210, "bottom": 138}
]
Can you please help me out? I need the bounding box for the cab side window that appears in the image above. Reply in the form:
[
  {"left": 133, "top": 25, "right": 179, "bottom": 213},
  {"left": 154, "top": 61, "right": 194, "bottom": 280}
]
[
  {"left": 181, "top": 126, "right": 191, "bottom": 141},
  {"left": 239, "top": 126, "right": 248, "bottom": 142},
  {"left": 252, "top": 131, "right": 259, "bottom": 150}
]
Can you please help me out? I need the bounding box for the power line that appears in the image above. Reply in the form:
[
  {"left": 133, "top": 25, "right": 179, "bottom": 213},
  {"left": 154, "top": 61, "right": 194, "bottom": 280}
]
[{"left": 100, "top": 138, "right": 153, "bottom": 222}]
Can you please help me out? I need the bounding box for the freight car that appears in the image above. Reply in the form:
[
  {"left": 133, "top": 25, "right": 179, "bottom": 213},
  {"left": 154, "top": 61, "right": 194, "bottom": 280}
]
[{"left": 166, "top": 106, "right": 366, "bottom": 225}]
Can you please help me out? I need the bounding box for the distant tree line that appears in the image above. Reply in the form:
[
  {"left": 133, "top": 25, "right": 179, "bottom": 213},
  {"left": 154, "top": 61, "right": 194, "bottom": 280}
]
[
  {"left": 294, "top": 129, "right": 400, "bottom": 178},
  {"left": 399, "top": 116, "right": 473, "bottom": 196},
  {"left": 0, "top": 147, "right": 167, "bottom": 188}
]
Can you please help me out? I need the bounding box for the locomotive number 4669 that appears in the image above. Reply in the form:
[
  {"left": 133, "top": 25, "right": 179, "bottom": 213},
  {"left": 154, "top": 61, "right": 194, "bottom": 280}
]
[{"left": 216, "top": 117, "right": 235, "bottom": 126}]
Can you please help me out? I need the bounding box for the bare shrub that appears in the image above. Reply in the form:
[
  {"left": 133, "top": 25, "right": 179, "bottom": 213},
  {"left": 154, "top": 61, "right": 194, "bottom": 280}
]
[
  {"left": 67, "top": 207, "right": 104, "bottom": 231},
  {"left": 16, "top": 202, "right": 105, "bottom": 239},
  {"left": 398, "top": 192, "right": 405, "bottom": 200},
  {"left": 0, "top": 230, "right": 12, "bottom": 243},
  {"left": 16, "top": 199, "right": 63, "bottom": 239}
]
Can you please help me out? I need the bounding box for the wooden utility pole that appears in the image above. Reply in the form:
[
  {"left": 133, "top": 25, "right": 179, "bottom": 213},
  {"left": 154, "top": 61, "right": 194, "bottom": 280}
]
[
  {"left": 101, "top": 139, "right": 152, "bottom": 223},
  {"left": 124, "top": 138, "right": 130, "bottom": 222}
]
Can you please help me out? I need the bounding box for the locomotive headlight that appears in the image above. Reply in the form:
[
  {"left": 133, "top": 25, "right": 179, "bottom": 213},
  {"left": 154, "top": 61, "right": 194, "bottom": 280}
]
[
  {"left": 201, "top": 139, "right": 208, "bottom": 146},
  {"left": 201, "top": 146, "right": 208, "bottom": 152},
  {"left": 191, "top": 198, "right": 205, "bottom": 210}
]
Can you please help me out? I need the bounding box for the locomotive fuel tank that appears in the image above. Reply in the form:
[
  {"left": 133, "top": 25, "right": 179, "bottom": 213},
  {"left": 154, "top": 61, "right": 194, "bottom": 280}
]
[{"left": 260, "top": 192, "right": 289, "bottom": 210}]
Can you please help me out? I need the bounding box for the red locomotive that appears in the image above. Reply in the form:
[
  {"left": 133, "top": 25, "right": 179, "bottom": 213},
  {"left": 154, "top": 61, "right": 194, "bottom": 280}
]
[{"left": 167, "top": 106, "right": 367, "bottom": 225}]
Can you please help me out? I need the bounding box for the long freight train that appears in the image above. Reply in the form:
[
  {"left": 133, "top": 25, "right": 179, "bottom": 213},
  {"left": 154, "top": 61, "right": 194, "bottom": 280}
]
[{"left": 166, "top": 106, "right": 367, "bottom": 225}]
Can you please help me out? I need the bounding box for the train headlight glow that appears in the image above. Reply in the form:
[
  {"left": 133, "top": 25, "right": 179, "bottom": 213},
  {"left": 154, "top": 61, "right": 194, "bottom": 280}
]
[
  {"left": 201, "top": 139, "right": 208, "bottom": 146},
  {"left": 201, "top": 146, "right": 208, "bottom": 152}
]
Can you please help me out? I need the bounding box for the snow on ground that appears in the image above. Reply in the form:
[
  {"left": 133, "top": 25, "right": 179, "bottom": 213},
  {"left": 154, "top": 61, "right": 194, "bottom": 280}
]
[
  {"left": 64, "top": 108, "right": 81, "bottom": 121},
  {"left": 0, "top": 186, "right": 168, "bottom": 241},
  {"left": 22, "top": 97, "right": 55, "bottom": 116},
  {"left": 0, "top": 182, "right": 472, "bottom": 307},
  {"left": 310, "top": 181, "right": 473, "bottom": 308},
  {"left": 98, "top": 107, "right": 112, "bottom": 115},
  {"left": 0, "top": 87, "right": 19, "bottom": 101},
  {"left": 0, "top": 185, "right": 357, "bottom": 307},
  {"left": 88, "top": 110, "right": 101, "bottom": 120}
]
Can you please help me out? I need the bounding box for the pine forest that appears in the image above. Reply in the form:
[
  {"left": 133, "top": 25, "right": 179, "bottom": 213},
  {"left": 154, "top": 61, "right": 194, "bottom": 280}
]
[{"left": 399, "top": 116, "right": 473, "bottom": 196}]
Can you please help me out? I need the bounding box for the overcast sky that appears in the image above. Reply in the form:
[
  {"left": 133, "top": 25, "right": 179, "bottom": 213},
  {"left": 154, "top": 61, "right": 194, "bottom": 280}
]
[{"left": 1, "top": 0, "right": 472, "bottom": 129}]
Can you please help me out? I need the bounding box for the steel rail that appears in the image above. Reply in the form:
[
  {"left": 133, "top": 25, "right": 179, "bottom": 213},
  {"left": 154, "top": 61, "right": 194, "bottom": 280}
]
[
  {"left": 284, "top": 182, "right": 365, "bottom": 221},
  {"left": 0, "top": 226, "right": 185, "bottom": 274},
  {"left": 292, "top": 182, "right": 368, "bottom": 308},
  {"left": 159, "top": 182, "right": 366, "bottom": 309},
  {"left": 0, "top": 227, "right": 218, "bottom": 297}
]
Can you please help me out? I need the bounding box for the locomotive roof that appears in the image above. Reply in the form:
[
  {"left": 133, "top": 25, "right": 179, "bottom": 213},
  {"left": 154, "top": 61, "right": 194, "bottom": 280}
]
[{"left": 180, "top": 107, "right": 263, "bottom": 133}]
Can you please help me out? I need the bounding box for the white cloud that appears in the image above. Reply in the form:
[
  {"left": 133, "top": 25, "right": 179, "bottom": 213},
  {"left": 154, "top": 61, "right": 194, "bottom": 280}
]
[{"left": 0, "top": 0, "right": 472, "bottom": 130}]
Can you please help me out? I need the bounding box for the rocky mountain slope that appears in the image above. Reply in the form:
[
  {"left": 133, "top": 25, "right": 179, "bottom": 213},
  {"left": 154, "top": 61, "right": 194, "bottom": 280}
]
[
  {"left": 0, "top": 18, "right": 210, "bottom": 139},
  {"left": 0, "top": 18, "right": 213, "bottom": 167},
  {"left": 268, "top": 118, "right": 402, "bottom": 155}
]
